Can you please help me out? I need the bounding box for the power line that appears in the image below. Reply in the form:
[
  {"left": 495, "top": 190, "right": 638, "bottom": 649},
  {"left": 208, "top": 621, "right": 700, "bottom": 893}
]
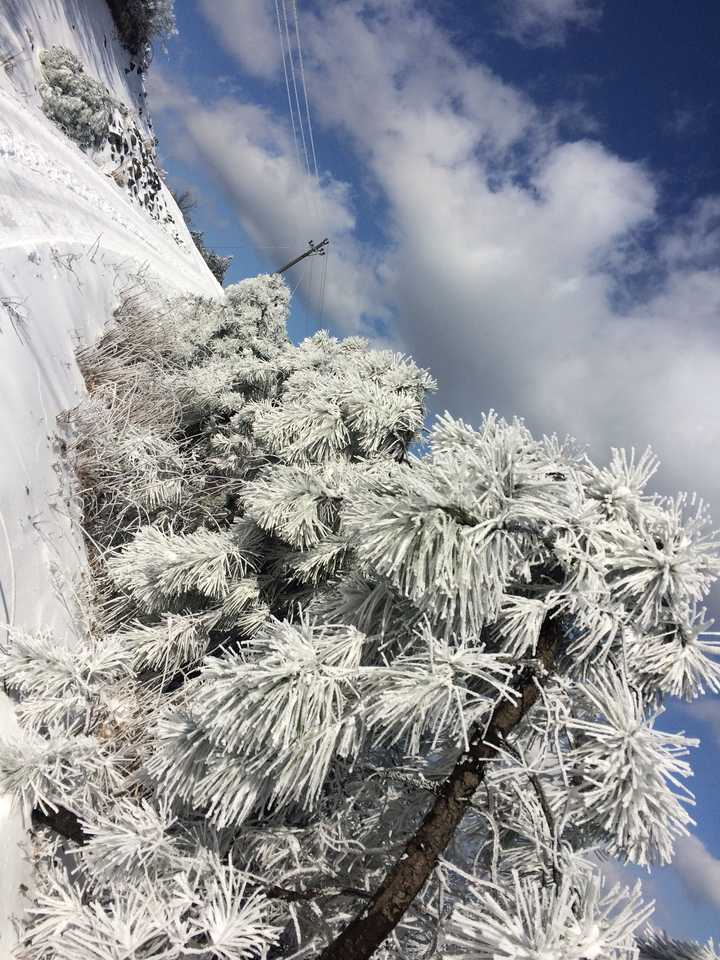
[
  {"left": 289, "top": 0, "right": 327, "bottom": 334},
  {"left": 291, "top": 0, "right": 319, "bottom": 183},
  {"left": 278, "top": 0, "right": 314, "bottom": 265},
  {"left": 272, "top": 1, "right": 328, "bottom": 329},
  {"left": 289, "top": 254, "right": 312, "bottom": 299},
  {"left": 210, "top": 243, "right": 299, "bottom": 250},
  {"left": 282, "top": 0, "right": 312, "bottom": 187},
  {"left": 308, "top": 251, "right": 314, "bottom": 338},
  {"left": 318, "top": 241, "right": 329, "bottom": 329},
  {"left": 273, "top": 0, "right": 301, "bottom": 170}
]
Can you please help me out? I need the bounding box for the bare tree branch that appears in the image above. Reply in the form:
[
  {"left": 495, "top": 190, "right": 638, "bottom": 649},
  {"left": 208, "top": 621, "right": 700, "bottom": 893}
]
[
  {"left": 266, "top": 883, "right": 371, "bottom": 903},
  {"left": 500, "top": 733, "right": 561, "bottom": 888}
]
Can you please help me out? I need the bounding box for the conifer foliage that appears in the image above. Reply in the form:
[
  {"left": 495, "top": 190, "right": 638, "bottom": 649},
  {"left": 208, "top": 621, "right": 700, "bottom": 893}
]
[
  {"left": 39, "top": 47, "right": 115, "bottom": 150},
  {"left": 38, "top": 46, "right": 180, "bottom": 229},
  {"left": 189, "top": 229, "right": 233, "bottom": 286},
  {"left": 106, "top": 0, "right": 176, "bottom": 63},
  {"left": 1, "top": 271, "right": 719, "bottom": 959},
  {"left": 169, "top": 187, "right": 233, "bottom": 285}
]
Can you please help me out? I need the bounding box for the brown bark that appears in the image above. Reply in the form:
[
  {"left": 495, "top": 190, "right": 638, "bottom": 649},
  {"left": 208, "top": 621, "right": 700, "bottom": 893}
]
[{"left": 316, "top": 615, "right": 563, "bottom": 960}]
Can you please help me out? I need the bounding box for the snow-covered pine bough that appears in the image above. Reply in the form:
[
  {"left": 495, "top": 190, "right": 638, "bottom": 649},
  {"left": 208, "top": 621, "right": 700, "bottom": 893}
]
[{"left": 1, "top": 273, "right": 719, "bottom": 960}]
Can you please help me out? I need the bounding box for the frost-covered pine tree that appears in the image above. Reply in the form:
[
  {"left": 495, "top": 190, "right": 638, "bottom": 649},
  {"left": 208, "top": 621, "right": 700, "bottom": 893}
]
[
  {"left": 107, "top": 0, "right": 177, "bottom": 64},
  {"left": 39, "top": 47, "right": 115, "bottom": 150},
  {"left": 2, "top": 271, "right": 720, "bottom": 960}
]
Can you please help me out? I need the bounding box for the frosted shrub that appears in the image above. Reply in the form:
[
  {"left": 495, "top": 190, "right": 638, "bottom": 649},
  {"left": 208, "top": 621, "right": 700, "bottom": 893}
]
[
  {"left": 3, "top": 270, "right": 720, "bottom": 960},
  {"left": 39, "top": 47, "right": 114, "bottom": 150},
  {"left": 170, "top": 189, "right": 234, "bottom": 285},
  {"left": 39, "top": 49, "right": 177, "bottom": 226},
  {"left": 190, "top": 230, "right": 233, "bottom": 285},
  {"left": 225, "top": 274, "right": 291, "bottom": 344},
  {"left": 106, "top": 0, "right": 177, "bottom": 61},
  {"left": 66, "top": 286, "right": 247, "bottom": 548},
  {"left": 61, "top": 375, "right": 211, "bottom": 557},
  {"left": 18, "top": 857, "right": 279, "bottom": 960}
]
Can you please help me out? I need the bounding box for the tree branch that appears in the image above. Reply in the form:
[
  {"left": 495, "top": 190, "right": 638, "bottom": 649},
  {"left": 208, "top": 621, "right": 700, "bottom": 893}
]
[
  {"left": 32, "top": 804, "right": 89, "bottom": 844},
  {"left": 30, "top": 805, "right": 371, "bottom": 905},
  {"left": 30, "top": 620, "right": 562, "bottom": 960},
  {"left": 266, "top": 883, "right": 371, "bottom": 903},
  {"left": 316, "top": 615, "right": 563, "bottom": 960},
  {"left": 500, "top": 733, "right": 562, "bottom": 888}
]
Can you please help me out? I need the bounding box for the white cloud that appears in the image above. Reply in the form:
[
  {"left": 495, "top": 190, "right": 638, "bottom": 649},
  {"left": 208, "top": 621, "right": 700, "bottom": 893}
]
[
  {"left": 673, "top": 835, "right": 720, "bottom": 910},
  {"left": 307, "top": 1, "right": 536, "bottom": 156},
  {"left": 663, "top": 105, "right": 710, "bottom": 139},
  {"left": 497, "top": 0, "right": 603, "bottom": 47},
  {"left": 660, "top": 196, "right": 720, "bottom": 270},
  {"left": 598, "top": 851, "right": 720, "bottom": 941},
  {"left": 148, "top": 68, "right": 386, "bottom": 329},
  {"left": 183, "top": 0, "right": 720, "bottom": 514},
  {"left": 196, "top": 0, "right": 279, "bottom": 80},
  {"left": 684, "top": 698, "right": 720, "bottom": 746}
]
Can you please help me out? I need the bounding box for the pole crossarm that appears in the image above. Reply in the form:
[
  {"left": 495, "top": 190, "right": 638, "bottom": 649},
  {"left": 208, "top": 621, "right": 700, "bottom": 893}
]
[{"left": 276, "top": 238, "right": 329, "bottom": 274}]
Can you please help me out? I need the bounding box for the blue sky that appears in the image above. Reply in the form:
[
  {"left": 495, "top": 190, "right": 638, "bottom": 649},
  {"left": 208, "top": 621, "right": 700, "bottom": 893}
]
[{"left": 150, "top": 0, "right": 720, "bottom": 942}]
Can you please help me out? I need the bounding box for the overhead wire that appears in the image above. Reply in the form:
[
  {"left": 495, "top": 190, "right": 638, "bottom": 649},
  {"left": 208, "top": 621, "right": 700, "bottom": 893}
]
[
  {"left": 282, "top": 0, "right": 312, "bottom": 186},
  {"left": 291, "top": 0, "right": 319, "bottom": 182},
  {"left": 291, "top": 0, "right": 325, "bottom": 330},
  {"left": 292, "top": 0, "right": 329, "bottom": 330},
  {"left": 276, "top": 0, "right": 312, "bottom": 307},
  {"left": 274, "top": 1, "right": 328, "bottom": 330},
  {"left": 318, "top": 241, "right": 329, "bottom": 329},
  {"left": 289, "top": 255, "right": 312, "bottom": 299},
  {"left": 273, "top": 0, "right": 302, "bottom": 172},
  {"left": 211, "top": 243, "right": 298, "bottom": 251},
  {"left": 274, "top": 0, "right": 308, "bottom": 305}
]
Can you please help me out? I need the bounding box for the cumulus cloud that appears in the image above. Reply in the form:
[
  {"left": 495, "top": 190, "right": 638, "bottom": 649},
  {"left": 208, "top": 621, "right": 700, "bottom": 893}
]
[
  {"left": 497, "top": 0, "right": 603, "bottom": 47},
  {"left": 684, "top": 698, "right": 720, "bottom": 746},
  {"left": 599, "top": 849, "right": 720, "bottom": 940},
  {"left": 673, "top": 835, "right": 720, "bottom": 910},
  {"left": 662, "top": 105, "right": 710, "bottom": 140},
  {"left": 182, "top": 0, "right": 720, "bottom": 512},
  {"left": 660, "top": 196, "right": 720, "bottom": 270},
  {"left": 196, "top": 0, "right": 280, "bottom": 79},
  {"left": 148, "top": 68, "right": 386, "bottom": 330}
]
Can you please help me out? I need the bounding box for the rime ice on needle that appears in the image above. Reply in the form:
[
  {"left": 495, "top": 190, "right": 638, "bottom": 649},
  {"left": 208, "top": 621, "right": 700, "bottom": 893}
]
[{"left": 1, "top": 271, "right": 719, "bottom": 959}]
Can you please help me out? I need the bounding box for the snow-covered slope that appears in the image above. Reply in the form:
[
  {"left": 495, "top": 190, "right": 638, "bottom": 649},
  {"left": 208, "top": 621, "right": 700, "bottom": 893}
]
[{"left": 0, "top": 1, "right": 222, "bottom": 953}]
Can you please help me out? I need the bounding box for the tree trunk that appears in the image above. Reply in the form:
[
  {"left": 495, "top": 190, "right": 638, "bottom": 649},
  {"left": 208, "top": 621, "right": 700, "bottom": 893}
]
[{"left": 316, "top": 615, "right": 563, "bottom": 960}]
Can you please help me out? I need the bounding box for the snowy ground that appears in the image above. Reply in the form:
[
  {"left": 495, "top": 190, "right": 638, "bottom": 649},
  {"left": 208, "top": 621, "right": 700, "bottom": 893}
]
[{"left": 0, "top": 1, "right": 221, "bottom": 953}]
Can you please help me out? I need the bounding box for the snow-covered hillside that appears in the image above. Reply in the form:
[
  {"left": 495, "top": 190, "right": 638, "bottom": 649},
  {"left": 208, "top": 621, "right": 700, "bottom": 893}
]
[{"left": 0, "top": 1, "right": 221, "bottom": 952}]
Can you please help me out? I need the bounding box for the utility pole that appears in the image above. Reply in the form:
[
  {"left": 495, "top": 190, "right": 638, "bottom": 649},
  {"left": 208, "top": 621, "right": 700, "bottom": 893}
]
[{"left": 276, "top": 238, "right": 329, "bottom": 274}]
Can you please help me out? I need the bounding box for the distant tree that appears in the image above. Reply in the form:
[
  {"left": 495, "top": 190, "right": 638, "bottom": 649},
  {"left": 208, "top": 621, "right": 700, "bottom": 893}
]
[
  {"left": 170, "top": 186, "right": 233, "bottom": 285},
  {"left": 106, "top": 0, "right": 176, "bottom": 65},
  {"left": 2, "top": 273, "right": 720, "bottom": 960},
  {"left": 172, "top": 188, "right": 196, "bottom": 221},
  {"left": 189, "top": 229, "right": 233, "bottom": 285}
]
